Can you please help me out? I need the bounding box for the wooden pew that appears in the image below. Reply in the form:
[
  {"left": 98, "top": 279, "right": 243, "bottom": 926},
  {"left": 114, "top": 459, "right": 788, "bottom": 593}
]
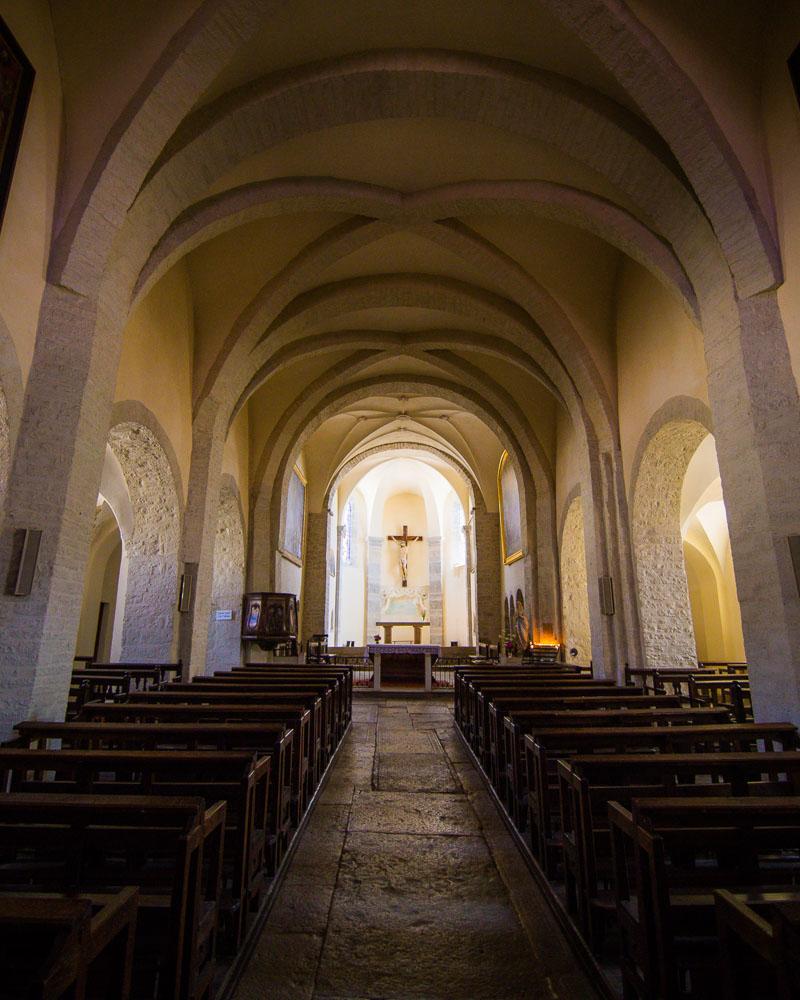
[
  {"left": 224, "top": 665, "right": 354, "bottom": 729},
  {"left": 122, "top": 687, "right": 328, "bottom": 785},
  {"left": 200, "top": 668, "right": 351, "bottom": 743},
  {"left": 11, "top": 720, "right": 294, "bottom": 875},
  {"left": 523, "top": 723, "right": 798, "bottom": 875},
  {"left": 689, "top": 676, "right": 752, "bottom": 722},
  {"left": 714, "top": 889, "right": 800, "bottom": 1000},
  {"left": 558, "top": 751, "right": 800, "bottom": 951},
  {"left": 0, "top": 748, "right": 271, "bottom": 949},
  {"left": 0, "top": 888, "right": 138, "bottom": 1000},
  {"left": 484, "top": 691, "right": 684, "bottom": 790},
  {"left": 80, "top": 699, "right": 315, "bottom": 821},
  {"left": 89, "top": 661, "right": 183, "bottom": 682},
  {"left": 453, "top": 667, "right": 600, "bottom": 731},
  {"left": 0, "top": 793, "right": 225, "bottom": 1000},
  {"left": 67, "top": 672, "right": 132, "bottom": 719},
  {"left": 477, "top": 691, "right": 675, "bottom": 786},
  {"left": 501, "top": 706, "right": 731, "bottom": 826},
  {"left": 76, "top": 664, "right": 165, "bottom": 691},
  {"left": 609, "top": 797, "right": 800, "bottom": 1000}
]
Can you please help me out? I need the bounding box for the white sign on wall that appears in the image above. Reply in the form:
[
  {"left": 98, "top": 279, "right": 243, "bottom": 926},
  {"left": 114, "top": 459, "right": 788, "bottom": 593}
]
[{"left": 215, "top": 609, "right": 234, "bottom": 621}]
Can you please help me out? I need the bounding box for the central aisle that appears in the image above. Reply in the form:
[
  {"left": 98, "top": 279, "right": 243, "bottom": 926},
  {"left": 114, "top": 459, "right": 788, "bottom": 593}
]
[{"left": 234, "top": 697, "right": 599, "bottom": 999}]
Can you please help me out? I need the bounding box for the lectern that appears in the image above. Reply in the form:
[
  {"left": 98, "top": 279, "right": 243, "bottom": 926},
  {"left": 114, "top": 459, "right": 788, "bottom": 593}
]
[{"left": 241, "top": 592, "right": 298, "bottom": 654}]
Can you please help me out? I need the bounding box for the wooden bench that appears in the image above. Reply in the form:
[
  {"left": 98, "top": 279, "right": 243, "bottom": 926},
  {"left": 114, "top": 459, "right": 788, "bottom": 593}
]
[
  {"left": 0, "top": 748, "right": 271, "bottom": 950},
  {"left": 0, "top": 888, "right": 138, "bottom": 1000},
  {"left": 80, "top": 699, "right": 314, "bottom": 823},
  {"left": 122, "top": 688, "right": 328, "bottom": 785},
  {"left": 689, "top": 676, "right": 752, "bottom": 722},
  {"left": 714, "top": 889, "right": 800, "bottom": 1000},
  {"left": 453, "top": 667, "right": 601, "bottom": 730},
  {"left": 67, "top": 672, "right": 132, "bottom": 719},
  {"left": 610, "top": 797, "right": 800, "bottom": 1000},
  {"left": 0, "top": 793, "right": 225, "bottom": 1000},
  {"left": 224, "top": 665, "right": 353, "bottom": 728},
  {"left": 523, "top": 723, "right": 799, "bottom": 875},
  {"left": 76, "top": 664, "right": 165, "bottom": 690},
  {"left": 558, "top": 751, "right": 800, "bottom": 951},
  {"left": 500, "top": 706, "right": 731, "bottom": 826},
  {"left": 11, "top": 720, "right": 294, "bottom": 876}
]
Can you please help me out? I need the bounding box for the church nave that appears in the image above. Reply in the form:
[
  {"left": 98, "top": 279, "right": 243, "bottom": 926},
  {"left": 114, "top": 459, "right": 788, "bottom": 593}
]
[{"left": 234, "top": 697, "right": 596, "bottom": 1000}]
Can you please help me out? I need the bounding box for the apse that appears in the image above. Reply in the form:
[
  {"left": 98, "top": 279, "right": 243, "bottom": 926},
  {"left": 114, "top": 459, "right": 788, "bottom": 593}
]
[{"left": 331, "top": 456, "right": 471, "bottom": 647}]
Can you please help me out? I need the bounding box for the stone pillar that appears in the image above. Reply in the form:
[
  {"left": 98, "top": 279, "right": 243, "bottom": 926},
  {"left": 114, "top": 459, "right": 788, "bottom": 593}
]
[
  {"left": 428, "top": 535, "right": 443, "bottom": 645},
  {"left": 366, "top": 536, "right": 383, "bottom": 642},
  {"left": 0, "top": 287, "right": 123, "bottom": 737},
  {"left": 332, "top": 525, "right": 345, "bottom": 645},
  {"left": 301, "top": 511, "right": 329, "bottom": 644},
  {"left": 464, "top": 522, "right": 474, "bottom": 647},
  {"left": 178, "top": 402, "right": 226, "bottom": 678},
  {"left": 474, "top": 511, "right": 502, "bottom": 642},
  {"left": 206, "top": 485, "right": 245, "bottom": 674},
  {"left": 705, "top": 293, "right": 800, "bottom": 723}
]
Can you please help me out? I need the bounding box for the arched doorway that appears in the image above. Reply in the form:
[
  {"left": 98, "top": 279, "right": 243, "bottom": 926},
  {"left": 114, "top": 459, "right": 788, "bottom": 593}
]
[{"left": 632, "top": 411, "right": 744, "bottom": 667}]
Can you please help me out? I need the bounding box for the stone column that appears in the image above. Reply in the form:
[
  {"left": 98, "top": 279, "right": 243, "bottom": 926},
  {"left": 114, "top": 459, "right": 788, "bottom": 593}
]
[
  {"left": 474, "top": 511, "right": 502, "bottom": 642},
  {"left": 301, "top": 511, "right": 329, "bottom": 644},
  {"left": 464, "top": 522, "right": 474, "bottom": 647},
  {"left": 333, "top": 524, "right": 345, "bottom": 645},
  {"left": 366, "top": 536, "right": 383, "bottom": 642},
  {"left": 427, "top": 535, "right": 443, "bottom": 645},
  {"left": 0, "top": 287, "right": 124, "bottom": 737},
  {"left": 178, "top": 401, "right": 226, "bottom": 678}
]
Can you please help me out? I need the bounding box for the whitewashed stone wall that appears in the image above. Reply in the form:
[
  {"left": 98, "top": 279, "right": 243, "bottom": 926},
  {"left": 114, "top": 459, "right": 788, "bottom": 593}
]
[
  {"left": 560, "top": 495, "right": 592, "bottom": 664},
  {"left": 428, "top": 535, "right": 443, "bottom": 644},
  {"left": 632, "top": 421, "right": 708, "bottom": 668},
  {"left": 108, "top": 422, "right": 180, "bottom": 661},
  {"left": 206, "top": 484, "right": 245, "bottom": 672},
  {"left": 365, "top": 536, "right": 383, "bottom": 642}
]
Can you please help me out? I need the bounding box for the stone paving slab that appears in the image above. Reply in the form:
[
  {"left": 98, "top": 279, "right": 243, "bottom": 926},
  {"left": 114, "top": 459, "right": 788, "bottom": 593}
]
[
  {"left": 376, "top": 751, "right": 459, "bottom": 792},
  {"left": 348, "top": 789, "right": 481, "bottom": 835},
  {"left": 233, "top": 695, "right": 600, "bottom": 1000}
]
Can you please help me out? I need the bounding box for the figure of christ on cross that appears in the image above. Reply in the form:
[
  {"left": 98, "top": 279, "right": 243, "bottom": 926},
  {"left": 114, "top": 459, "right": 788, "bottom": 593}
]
[{"left": 387, "top": 524, "right": 423, "bottom": 587}]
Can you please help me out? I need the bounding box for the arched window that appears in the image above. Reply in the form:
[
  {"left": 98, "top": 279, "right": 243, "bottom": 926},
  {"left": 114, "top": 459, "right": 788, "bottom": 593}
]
[
  {"left": 450, "top": 496, "right": 466, "bottom": 567},
  {"left": 342, "top": 498, "right": 355, "bottom": 564}
]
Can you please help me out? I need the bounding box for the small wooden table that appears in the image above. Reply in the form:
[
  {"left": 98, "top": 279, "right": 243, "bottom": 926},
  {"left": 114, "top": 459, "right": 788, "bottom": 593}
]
[{"left": 376, "top": 621, "right": 430, "bottom": 644}]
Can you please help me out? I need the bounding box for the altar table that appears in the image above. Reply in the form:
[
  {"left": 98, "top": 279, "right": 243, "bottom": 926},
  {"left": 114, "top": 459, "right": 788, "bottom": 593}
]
[
  {"left": 375, "top": 621, "right": 430, "bottom": 644},
  {"left": 366, "top": 644, "right": 439, "bottom": 690}
]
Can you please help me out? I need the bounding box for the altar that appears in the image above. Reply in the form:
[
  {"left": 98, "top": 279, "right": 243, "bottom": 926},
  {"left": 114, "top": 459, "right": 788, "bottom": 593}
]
[
  {"left": 376, "top": 620, "right": 430, "bottom": 644},
  {"left": 367, "top": 644, "right": 439, "bottom": 690}
]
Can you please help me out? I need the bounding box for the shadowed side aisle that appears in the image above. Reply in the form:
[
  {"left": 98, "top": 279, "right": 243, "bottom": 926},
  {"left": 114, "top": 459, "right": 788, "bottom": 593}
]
[{"left": 233, "top": 696, "right": 600, "bottom": 1000}]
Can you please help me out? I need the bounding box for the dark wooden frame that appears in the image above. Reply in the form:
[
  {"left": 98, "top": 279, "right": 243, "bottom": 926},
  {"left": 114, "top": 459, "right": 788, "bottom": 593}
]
[{"left": 0, "top": 15, "right": 35, "bottom": 232}]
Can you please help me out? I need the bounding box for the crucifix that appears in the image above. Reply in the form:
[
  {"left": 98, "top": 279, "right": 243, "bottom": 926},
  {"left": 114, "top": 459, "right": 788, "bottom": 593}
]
[{"left": 387, "top": 524, "right": 423, "bottom": 587}]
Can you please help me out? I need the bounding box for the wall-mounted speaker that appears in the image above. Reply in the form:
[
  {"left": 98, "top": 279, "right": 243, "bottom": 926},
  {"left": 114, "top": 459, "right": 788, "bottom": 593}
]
[
  {"left": 178, "top": 562, "right": 197, "bottom": 613},
  {"left": 5, "top": 528, "right": 42, "bottom": 596},
  {"left": 598, "top": 575, "right": 615, "bottom": 616}
]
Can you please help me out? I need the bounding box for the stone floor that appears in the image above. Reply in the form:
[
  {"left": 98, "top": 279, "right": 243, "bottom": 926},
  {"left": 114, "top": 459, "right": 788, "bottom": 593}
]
[{"left": 233, "top": 696, "right": 600, "bottom": 1000}]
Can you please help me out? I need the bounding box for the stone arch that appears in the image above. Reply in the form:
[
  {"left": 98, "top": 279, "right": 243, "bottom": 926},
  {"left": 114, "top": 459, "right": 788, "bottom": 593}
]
[
  {"left": 326, "top": 442, "right": 486, "bottom": 515},
  {"left": 630, "top": 397, "right": 714, "bottom": 668},
  {"left": 560, "top": 491, "right": 592, "bottom": 665},
  {"left": 206, "top": 475, "right": 246, "bottom": 673},
  {"left": 107, "top": 417, "right": 181, "bottom": 661}
]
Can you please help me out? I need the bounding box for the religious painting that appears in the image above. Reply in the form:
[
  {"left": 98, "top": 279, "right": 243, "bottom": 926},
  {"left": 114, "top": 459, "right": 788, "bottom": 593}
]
[
  {"left": 497, "top": 450, "right": 524, "bottom": 564},
  {"left": 0, "top": 17, "right": 35, "bottom": 232},
  {"left": 282, "top": 465, "right": 306, "bottom": 562},
  {"left": 245, "top": 598, "right": 262, "bottom": 632}
]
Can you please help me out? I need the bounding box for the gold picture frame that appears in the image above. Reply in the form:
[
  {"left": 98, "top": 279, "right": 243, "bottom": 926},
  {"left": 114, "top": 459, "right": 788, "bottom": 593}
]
[
  {"left": 497, "top": 450, "right": 524, "bottom": 565},
  {"left": 279, "top": 464, "right": 307, "bottom": 566}
]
